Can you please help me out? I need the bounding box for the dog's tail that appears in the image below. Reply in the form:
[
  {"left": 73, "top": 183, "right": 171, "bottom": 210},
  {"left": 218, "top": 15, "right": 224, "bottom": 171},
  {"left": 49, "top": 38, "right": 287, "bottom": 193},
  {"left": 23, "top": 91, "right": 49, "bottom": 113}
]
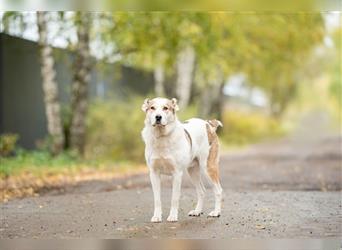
[{"left": 206, "top": 119, "right": 223, "bottom": 132}]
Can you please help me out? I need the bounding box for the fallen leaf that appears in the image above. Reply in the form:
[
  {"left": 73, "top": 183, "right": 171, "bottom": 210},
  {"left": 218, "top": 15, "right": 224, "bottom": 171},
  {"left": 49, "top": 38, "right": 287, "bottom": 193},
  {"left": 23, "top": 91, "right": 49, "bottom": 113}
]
[
  {"left": 258, "top": 207, "right": 269, "bottom": 212},
  {"left": 255, "top": 225, "right": 266, "bottom": 230}
]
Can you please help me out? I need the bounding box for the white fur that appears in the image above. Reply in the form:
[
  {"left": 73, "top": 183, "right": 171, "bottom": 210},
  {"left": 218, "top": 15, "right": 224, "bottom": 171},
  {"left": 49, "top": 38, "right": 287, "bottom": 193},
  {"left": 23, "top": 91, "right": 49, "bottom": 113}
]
[{"left": 141, "top": 97, "right": 223, "bottom": 222}]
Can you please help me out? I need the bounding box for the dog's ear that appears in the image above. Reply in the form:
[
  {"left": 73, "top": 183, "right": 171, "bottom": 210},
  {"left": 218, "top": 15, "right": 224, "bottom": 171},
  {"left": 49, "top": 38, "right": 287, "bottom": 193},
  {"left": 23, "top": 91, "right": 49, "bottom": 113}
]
[
  {"left": 141, "top": 98, "right": 150, "bottom": 112},
  {"left": 171, "top": 98, "right": 179, "bottom": 112}
]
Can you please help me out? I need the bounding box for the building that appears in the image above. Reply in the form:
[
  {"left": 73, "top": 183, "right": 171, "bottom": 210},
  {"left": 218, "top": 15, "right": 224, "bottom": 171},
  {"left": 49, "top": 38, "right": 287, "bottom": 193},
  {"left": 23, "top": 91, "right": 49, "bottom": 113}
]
[{"left": 0, "top": 33, "right": 154, "bottom": 149}]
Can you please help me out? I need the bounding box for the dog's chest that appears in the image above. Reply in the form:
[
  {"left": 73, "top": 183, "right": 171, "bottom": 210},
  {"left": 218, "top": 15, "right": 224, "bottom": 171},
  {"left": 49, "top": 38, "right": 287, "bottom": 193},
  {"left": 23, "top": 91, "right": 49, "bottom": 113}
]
[
  {"left": 148, "top": 136, "right": 178, "bottom": 159},
  {"left": 151, "top": 157, "right": 176, "bottom": 175},
  {"left": 145, "top": 132, "right": 189, "bottom": 174}
]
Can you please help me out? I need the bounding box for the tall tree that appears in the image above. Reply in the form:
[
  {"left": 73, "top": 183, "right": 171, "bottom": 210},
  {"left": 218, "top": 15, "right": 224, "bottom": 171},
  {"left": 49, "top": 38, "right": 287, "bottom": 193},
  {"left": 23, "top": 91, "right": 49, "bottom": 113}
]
[
  {"left": 154, "top": 65, "right": 166, "bottom": 96},
  {"left": 193, "top": 13, "right": 324, "bottom": 119},
  {"left": 243, "top": 14, "right": 325, "bottom": 117},
  {"left": 175, "top": 45, "right": 196, "bottom": 108},
  {"left": 36, "top": 11, "right": 65, "bottom": 155},
  {"left": 94, "top": 12, "right": 324, "bottom": 118},
  {"left": 104, "top": 12, "right": 178, "bottom": 97},
  {"left": 69, "top": 12, "right": 92, "bottom": 154}
]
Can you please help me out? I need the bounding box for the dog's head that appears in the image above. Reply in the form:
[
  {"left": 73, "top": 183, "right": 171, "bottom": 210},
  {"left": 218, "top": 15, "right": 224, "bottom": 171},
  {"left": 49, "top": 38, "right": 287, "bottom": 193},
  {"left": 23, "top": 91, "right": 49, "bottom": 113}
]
[{"left": 141, "top": 97, "right": 179, "bottom": 127}]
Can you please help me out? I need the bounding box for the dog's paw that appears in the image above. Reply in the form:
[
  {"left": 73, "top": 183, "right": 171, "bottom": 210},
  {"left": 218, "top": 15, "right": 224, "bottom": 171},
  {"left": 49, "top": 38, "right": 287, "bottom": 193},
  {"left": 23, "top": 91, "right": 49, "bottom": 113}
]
[
  {"left": 207, "top": 210, "right": 221, "bottom": 217},
  {"left": 188, "top": 210, "right": 203, "bottom": 217},
  {"left": 151, "top": 215, "right": 162, "bottom": 223},
  {"left": 167, "top": 214, "right": 178, "bottom": 222}
]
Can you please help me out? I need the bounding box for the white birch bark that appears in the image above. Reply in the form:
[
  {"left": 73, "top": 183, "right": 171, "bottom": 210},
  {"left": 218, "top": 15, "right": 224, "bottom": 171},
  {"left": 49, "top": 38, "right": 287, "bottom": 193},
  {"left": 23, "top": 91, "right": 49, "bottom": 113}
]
[
  {"left": 175, "top": 45, "right": 196, "bottom": 108},
  {"left": 37, "top": 11, "right": 65, "bottom": 155},
  {"left": 154, "top": 64, "right": 165, "bottom": 96},
  {"left": 199, "top": 69, "right": 224, "bottom": 119}
]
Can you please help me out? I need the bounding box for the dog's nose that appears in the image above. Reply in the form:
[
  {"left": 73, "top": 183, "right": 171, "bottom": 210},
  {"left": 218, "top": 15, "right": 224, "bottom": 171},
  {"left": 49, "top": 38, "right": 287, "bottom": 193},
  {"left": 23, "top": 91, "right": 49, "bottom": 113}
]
[{"left": 155, "top": 115, "right": 162, "bottom": 121}]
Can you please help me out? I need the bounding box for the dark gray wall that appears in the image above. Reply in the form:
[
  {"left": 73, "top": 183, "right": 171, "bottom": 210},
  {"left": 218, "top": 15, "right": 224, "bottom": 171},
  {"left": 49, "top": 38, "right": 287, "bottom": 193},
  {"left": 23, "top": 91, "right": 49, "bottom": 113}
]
[
  {"left": 0, "top": 33, "right": 154, "bottom": 149},
  {"left": 0, "top": 31, "right": 3, "bottom": 134},
  {"left": 1, "top": 33, "right": 48, "bottom": 149}
]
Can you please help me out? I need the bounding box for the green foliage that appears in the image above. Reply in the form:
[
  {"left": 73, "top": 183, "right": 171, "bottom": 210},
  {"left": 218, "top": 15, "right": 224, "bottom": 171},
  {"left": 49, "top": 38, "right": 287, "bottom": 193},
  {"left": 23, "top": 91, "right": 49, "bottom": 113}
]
[
  {"left": 3, "top": 11, "right": 326, "bottom": 119},
  {"left": 86, "top": 98, "right": 146, "bottom": 163},
  {"left": 221, "top": 110, "right": 284, "bottom": 145},
  {"left": 102, "top": 12, "right": 324, "bottom": 117},
  {"left": 0, "top": 134, "right": 19, "bottom": 157},
  {"left": 85, "top": 98, "right": 199, "bottom": 163},
  {"left": 177, "top": 104, "right": 198, "bottom": 122},
  {"left": 0, "top": 150, "right": 79, "bottom": 177},
  {"left": 241, "top": 14, "right": 325, "bottom": 117},
  {"left": 1, "top": 12, "right": 26, "bottom": 34}
]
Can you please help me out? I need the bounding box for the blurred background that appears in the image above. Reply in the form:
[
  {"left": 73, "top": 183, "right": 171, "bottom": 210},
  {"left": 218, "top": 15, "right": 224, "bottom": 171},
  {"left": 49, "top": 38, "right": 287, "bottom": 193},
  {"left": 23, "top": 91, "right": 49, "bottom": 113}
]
[{"left": 0, "top": 12, "right": 340, "bottom": 199}]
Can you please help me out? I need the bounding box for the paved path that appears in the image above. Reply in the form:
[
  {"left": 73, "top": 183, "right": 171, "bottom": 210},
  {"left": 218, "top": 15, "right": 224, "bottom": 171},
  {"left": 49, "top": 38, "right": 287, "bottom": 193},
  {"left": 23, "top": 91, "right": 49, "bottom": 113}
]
[{"left": 1, "top": 133, "right": 341, "bottom": 238}]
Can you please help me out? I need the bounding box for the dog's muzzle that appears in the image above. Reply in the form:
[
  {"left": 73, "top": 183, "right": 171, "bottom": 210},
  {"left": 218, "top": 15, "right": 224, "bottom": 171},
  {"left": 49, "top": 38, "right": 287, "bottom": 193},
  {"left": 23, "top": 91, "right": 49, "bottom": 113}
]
[{"left": 155, "top": 115, "right": 162, "bottom": 125}]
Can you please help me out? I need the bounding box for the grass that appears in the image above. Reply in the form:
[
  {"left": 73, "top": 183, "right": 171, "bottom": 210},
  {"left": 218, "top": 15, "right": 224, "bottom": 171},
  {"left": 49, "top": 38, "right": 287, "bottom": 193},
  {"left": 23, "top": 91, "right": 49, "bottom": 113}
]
[
  {"left": 1, "top": 150, "right": 77, "bottom": 177},
  {"left": 0, "top": 149, "right": 147, "bottom": 202},
  {"left": 0, "top": 149, "right": 145, "bottom": 178}
]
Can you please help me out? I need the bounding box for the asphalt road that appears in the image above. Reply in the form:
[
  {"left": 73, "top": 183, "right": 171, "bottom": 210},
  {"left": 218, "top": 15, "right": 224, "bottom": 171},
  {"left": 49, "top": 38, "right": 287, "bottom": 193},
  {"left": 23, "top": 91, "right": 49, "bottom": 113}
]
[{"left": 1, "top": 133, "right": 341, "bottom": 238}]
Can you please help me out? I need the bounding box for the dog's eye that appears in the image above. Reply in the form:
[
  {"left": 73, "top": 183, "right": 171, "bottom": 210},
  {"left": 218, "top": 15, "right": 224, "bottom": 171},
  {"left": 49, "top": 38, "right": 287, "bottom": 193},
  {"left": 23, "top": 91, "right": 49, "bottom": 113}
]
[
  {"left": 150, "top": 106, "right": 156, "bottom": 110},
  {"left": 163, "top": 107, "right": 168, "bottom": 111}
]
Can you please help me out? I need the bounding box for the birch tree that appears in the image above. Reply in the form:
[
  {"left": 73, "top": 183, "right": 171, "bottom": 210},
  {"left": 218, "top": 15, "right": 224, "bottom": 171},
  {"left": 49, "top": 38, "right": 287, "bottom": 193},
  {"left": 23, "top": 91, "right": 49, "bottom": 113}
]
[
  {"left": 69, "top": 12, "right": 92, "bottom": 154},
  {"left": 37, "top": 11, "right": 65, "bottom": 155},
  {"left": 105, "top": 12, "right": 178, "bottom": 97},
  {"left": 175, "top": 45, "right": 196, "bottom": 108},
  {"left": 154, "top": 65, "right": 166, "bottom": 96}
]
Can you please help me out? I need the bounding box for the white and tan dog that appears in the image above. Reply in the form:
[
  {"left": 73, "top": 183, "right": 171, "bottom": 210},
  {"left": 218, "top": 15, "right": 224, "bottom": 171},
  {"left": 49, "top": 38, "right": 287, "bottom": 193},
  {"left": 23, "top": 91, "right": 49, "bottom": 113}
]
[{"left": 141, "top": 97, "right": 223, "bottom": 222}]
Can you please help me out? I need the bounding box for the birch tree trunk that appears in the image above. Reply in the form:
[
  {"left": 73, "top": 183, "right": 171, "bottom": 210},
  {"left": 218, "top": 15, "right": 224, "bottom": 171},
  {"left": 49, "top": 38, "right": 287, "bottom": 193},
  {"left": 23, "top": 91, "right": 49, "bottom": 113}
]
[
  {"left": 37, "top": 11, "right": 65, "bottom": 155},
  {"left": 199, "top": 71, "right": 225, "bottom": 120},
  {"left": 154, "top": 64, "right": 165, "bottom": 96},
  {"left": 70, "top": 12, "right": 91, "bottom": 154},
  {"left": 175, "top": 45, "right": 196, "bottom": 108}
]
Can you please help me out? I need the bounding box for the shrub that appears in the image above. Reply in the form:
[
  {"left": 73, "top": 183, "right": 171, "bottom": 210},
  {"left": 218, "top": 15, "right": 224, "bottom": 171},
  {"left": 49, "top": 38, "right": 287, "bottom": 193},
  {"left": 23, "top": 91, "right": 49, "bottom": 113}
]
[
  {"left": 0, "top": 134, "right": 19, "bottom": 157},
  {"left": 85, "top": 98, "right": 198, "bottom": 163},
  {"left": 221, "top": 110, "right": 284, "bottom": 145},
  {"left": 85, "top": 98, "right": 146, "bottom": 163}
]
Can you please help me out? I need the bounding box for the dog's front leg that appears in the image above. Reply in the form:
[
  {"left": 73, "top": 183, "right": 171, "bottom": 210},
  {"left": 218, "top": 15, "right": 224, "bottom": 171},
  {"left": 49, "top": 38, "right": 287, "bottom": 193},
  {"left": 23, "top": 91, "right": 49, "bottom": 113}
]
[
  {"left": 167, "top": 171, "right": 183, "bottom": 222},
  {"left": 150, "top": 170, "right": 162, "bottom": 222}
]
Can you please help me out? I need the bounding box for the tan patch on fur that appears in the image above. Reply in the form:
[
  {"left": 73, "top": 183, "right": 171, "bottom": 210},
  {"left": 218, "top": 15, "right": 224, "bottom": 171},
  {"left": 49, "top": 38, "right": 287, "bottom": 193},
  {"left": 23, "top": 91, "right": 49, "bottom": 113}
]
[
  {"left": 206, "top": 124, "right": 216, "bottom": 145},
  {"left": 206, "top": 123, "right": 220, "bottom": 183},
  {"left": 152, "top": 158, "right": 175, "bottom": 174}
]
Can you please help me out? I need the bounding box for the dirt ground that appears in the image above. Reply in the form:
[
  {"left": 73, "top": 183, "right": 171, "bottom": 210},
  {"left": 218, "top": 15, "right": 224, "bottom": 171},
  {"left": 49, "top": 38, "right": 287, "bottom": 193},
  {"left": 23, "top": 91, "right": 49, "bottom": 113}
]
[{"left": 0, "top": 130, "right": 341, "bottom": 238}]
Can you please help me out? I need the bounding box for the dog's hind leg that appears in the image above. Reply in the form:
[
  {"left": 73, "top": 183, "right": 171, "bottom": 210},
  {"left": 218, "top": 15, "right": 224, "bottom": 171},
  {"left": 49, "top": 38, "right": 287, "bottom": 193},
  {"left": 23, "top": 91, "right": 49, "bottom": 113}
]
[
  {"left": 199, "top": 156, "right": 222, "bottom": 217},
  {"left": 187, "top": 159, "right": 206, "bottom": 216},
  {"left": 203, "top": 124, "right": 223, "bottom": 217},
  {"left": 207, "top": 175, "right": 223, "bottom": 218}
]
